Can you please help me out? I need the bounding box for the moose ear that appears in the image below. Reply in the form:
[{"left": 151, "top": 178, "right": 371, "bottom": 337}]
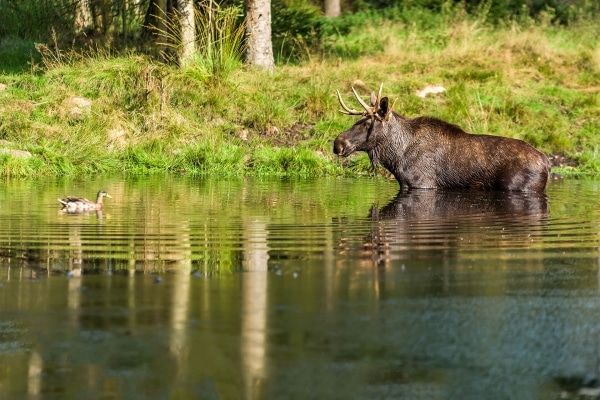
[{"left": 377, "top": 97, "right": 389, "bottom": 118}]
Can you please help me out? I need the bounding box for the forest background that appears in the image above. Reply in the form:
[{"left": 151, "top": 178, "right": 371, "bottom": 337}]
[{"left": 0, "top": 0, "right": 599, "bottom": 178}]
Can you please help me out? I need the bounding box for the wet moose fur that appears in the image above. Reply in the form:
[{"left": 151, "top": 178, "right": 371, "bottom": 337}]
[{"left": 333, "top": 85, "right": 551, "bottom": 192}]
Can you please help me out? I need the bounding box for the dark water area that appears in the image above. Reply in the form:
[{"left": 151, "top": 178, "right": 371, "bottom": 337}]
[{"left": 1, "top": 175, "right": 600, "bottom": 399}]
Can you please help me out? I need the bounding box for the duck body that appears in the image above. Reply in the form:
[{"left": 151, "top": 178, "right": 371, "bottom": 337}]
[{"left": 59, "top": 190, "right": 112, "bottom": 212}]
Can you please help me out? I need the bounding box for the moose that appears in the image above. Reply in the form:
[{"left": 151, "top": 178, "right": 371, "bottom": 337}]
[{"left": 333, "top": 84, "right": 551, "bottom": 192}]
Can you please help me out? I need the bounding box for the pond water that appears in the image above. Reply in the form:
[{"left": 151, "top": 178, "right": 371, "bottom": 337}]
[{"left": 1, "top": 175, "right": 600, "bottom": 399}]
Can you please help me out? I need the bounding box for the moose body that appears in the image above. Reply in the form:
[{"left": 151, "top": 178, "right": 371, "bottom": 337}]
[{"left": 333, "top": 85, "right": 551, "bottom": 192}]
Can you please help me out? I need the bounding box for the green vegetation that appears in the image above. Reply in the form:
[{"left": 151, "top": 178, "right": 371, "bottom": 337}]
[{"left": 0, "top": 4, "right": 599, "bottom": 178}]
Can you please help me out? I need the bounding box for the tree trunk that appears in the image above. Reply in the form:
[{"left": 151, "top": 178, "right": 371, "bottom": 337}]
[
  {"left": 74, "top": 0, "right": 94, "bottom": 34},
  {"left": 142, "top": 0, "right": 159, "bottom": 39},
  {"left": 121, "top": 0, "right": 128, "bottom": 44},
  {"left": 176, "top": 0, "right": 196, "bottom": 66},
  {"left": 142, "top": 0, "right": 174, "bottom": 61},
  {"left": 245, "top": 0, "right": 274, "bottom": 71},
  {"left": 90, "top": 0, "right": 114, "bottom": 34},
  {"left": 324, "top": 0, "right": 340, "bottom": 18}
]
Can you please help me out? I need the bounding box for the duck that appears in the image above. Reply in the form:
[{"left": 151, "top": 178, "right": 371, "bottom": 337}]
[{"left": 58, "top": 190, "right": 112, "bottom": 212}]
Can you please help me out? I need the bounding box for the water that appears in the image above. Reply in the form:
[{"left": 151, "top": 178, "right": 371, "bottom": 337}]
[{"left": 1, "top": 175, "right": 600, "bottom": 399}]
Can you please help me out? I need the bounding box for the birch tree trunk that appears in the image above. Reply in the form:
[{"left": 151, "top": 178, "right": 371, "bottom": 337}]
[
  {"left": 176, "top": 0, "right": 195, "bottom": 66},
  {"left": 324, "top": 0, "right": 340, "bottom": 18},
  {"left": 74, "top": 0, "right": 93, "bottom": 34},
  {"left": 245, "top": 0, "right": 274, "bottom": 71}
]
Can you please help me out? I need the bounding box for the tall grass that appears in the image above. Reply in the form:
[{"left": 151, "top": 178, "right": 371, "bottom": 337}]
[
  {"left": 151, "top": 0, "right": 246, "bottom": 83},
  {"left": 191, "top": 1, "right": 246, "bottom": 82}
]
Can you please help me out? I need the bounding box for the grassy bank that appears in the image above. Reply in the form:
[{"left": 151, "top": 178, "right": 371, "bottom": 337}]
[{"left": 0, "top": 7, "right": 599, "bottom": 178}]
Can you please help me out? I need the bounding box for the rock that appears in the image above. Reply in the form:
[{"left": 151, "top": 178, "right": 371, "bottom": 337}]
[
  {"left": 71, "top": 96, "right": 92, "bottom": 109},
  {"left": 266, "top": 126, "right": 280, "bottom": 136},
  {"left": 107, "top": 128, "right": 127, "bottom": 149},
  {"left": 352, "top": 79, "right": 369, "bottom": 91},
  {"left": 416, "top": 85, "right": 446, "bottom": 98},
  {"left": 0, "top": 148, "right": 32, "bottom": 158},
  {"left": 68, "top": 96, "right": 92, "bottom": 120}
]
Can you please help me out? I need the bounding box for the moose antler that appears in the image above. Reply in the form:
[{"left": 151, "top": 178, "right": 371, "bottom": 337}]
[
  {"left": 370, "top": 83, "right": 383, "bottom": 113},
  {"left": 337, "top": 83, "right": 396, "bottom": 122},
  {"left": 384, "top": 98, "right": 397, "bottom": 122},
  {"left": 351, "top": 86, "right": 373, "bottom": 113},
  {"left": 336, "top": 89, "right": 366, "bottom": 116}
]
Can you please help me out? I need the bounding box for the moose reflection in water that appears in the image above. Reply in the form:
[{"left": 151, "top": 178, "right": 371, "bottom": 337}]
[
  {"left": 339, "top": 189, "right": 550, "bottom": 265},
  {"left": 372, "top": 189, "right": 549, "bottom": 221}
]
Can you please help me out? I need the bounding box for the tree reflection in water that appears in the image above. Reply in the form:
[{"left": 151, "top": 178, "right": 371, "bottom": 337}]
[{"left": 241, "top": 216, "right": 269, "bottom": 400}]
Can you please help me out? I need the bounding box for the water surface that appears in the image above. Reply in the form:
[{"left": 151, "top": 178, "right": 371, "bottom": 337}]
[{"left": 1, "top": 176, "right": 600, "bottom": 399}]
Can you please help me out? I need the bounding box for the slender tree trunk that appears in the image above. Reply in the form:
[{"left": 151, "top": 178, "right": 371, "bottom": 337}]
[
  {"left": 176, "top": 0, "right": 196, "bottom": 66},
  {"left": 121, "top": 0, "right": 128, "bottom": 44},
  {"left": 142, "top": 0, "right": 159, "bottom": 39},
  {"left": 90, "top": 0, "right": 114, "bottom": 34},
  {"left": 74, "top": 0, "right": 94, "bottom": 34},
  {"left": 245, "top": 0, "right": 274, "bottom": 71},
  {"left": 324, "top": 0, "right": 340, "bottom": 18},
  {"left": 142, "top": 0, "right": 177, "bottom": 61}
]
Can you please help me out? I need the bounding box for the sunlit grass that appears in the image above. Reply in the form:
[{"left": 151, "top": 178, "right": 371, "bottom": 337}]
[
  {"left": 150, "top": 0, "right": 246, "bottom": 82},
  {"left": 0, "top": 4, "right": 599, "bottom": 177}
]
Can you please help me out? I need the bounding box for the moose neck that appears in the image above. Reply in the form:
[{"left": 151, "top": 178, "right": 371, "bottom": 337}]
[{"left": 368, "top": 113, "right": 411, "bottom": 171}]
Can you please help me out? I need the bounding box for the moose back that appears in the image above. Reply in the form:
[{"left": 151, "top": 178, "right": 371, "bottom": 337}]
[{"left": 333, "top": 84, "right": 551, "bottom": 192}]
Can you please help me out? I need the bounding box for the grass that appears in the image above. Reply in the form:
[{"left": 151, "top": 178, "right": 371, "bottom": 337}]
[{"left": 0, "top": 5, "right": 599, "bottom": 178}]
